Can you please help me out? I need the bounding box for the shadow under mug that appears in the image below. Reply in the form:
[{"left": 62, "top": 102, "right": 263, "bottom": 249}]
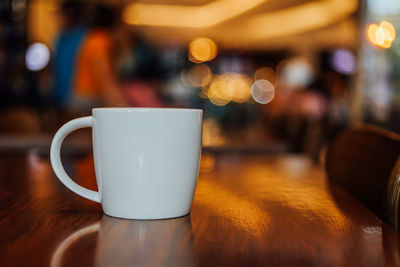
[{"left": 50, "top": 108, "right": 203, "bottom": 219}]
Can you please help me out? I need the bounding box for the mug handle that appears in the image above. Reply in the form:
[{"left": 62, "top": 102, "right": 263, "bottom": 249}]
[{"left": 50, "top": 116, "right": 100, "bottom": 203}]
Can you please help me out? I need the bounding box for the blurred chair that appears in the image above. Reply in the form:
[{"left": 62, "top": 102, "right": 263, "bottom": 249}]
[{"left": 325, "top": 125, "right": 400, "bottom": 229}]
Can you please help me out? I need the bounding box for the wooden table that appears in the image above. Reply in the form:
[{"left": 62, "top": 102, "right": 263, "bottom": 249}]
[{"left": 0, "top": 151, "right": 399, "bottom": 266}]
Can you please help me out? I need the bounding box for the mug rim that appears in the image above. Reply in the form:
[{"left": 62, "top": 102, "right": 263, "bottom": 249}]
[{"left": 93, "top": 107, "right": 202, "bottom": 112}]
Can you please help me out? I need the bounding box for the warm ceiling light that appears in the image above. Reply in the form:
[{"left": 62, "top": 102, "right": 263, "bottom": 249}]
[
  {"left": 189, "top": 37, "right": 218, "bottom": 63},
  {"left": 244, "top": 0, "right": 357, "bottom": 40},
  {"left": 123, "top": 0, "right": 266, "bottom": 28},
  {"left": 123, "top": 0, "right": 358, "bottom": 47}
]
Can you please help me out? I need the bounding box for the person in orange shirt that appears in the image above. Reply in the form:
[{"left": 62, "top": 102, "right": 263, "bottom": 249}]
[{"left": 74, "top": 4, "right": 127, "bottom": 111}]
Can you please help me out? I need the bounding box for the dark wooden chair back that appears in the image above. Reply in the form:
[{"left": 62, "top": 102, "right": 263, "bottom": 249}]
[{"left": 325, "top": 126, "right": 400, "bottom": 227}]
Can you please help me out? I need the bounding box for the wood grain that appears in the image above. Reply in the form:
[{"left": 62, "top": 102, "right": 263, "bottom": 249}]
[{"left": 0, "top": 152, "right": 399, "bottom": 266}]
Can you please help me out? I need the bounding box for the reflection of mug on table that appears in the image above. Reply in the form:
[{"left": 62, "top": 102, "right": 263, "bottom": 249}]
[
  {"left": 50, "top": 108, "right": 203, "bottom": 219},
  {"left": 51, "top": 216, "right": 197, "bottom": 267}
]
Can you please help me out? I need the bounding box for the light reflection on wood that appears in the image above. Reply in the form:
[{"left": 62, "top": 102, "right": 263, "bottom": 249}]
[{"left": 195, "top": 178, "right": 270, "bottom": 236}]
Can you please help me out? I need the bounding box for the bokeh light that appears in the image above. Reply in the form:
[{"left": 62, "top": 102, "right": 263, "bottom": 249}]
[
  {"left": 189, "top": 37, "right": 218, "bottom": 63},
  {"left": 230, "top": 74, "right": 252, "bottom": 103},
  {"left": 207, "top": 75, "right": 233, "bottom": 106},
  {"left": 331, "top": 49, "right": 356, "bottom": 75},
  {"left": 367, "top": 21, "right": 396, "bottom": 49},
  {"left": 251, "top": 79, "right": 275, "bottom": 104},
  {"left": 25, "top": 42, "right": 50, "bottom": 71},
  {"left": 202, "top": 118, "right": 226, "bottom": 147},
  {"left": 253, "top": 67, "right": 278, "bottom": 86},
  {"left": 278, "top": 57, "right": 314, "bottom": 88},
  {"left": 206, "top": 73, "right": 252, "bottom": 106},
  {"left": 380, "top": 21, "right": 396, "bottom": 41},
  {"left": 181, "top": 64, "right": 212, "bottom": 87},
  {"left": 367, "top": 24, "right": 380, "bottom": 46}
]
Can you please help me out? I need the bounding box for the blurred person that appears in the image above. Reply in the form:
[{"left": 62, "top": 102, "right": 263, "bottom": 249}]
[
  {"left": 73, "top": 4, "right": 127, "bottom": 113},
  {"left": 52, "top": 0, "right": 87, "bottom": 109}
]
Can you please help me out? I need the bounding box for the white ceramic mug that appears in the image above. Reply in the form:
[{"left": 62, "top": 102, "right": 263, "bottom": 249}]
[{"left": 50, "top": 108, "right": 202, "bottom": 219}]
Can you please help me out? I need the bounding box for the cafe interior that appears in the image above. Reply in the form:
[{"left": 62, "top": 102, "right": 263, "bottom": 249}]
[{"left": 1, "top": 0, "right": 400, "bottom": 266}]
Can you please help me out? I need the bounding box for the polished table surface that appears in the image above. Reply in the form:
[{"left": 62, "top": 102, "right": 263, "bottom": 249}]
[{"left": 1, "top": 151, "right": 400, "bottom": 267}]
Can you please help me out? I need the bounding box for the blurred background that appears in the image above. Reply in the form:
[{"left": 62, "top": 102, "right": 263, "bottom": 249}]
[{"left": 0, "top": 0, "right": 399, "bottom": 161}]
